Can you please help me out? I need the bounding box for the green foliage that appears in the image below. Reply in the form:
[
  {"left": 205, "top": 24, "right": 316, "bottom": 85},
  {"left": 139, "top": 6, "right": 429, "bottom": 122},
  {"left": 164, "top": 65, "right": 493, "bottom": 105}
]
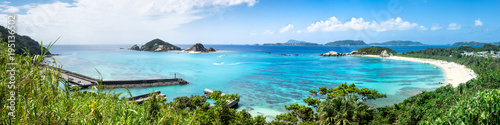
[
  {"left": 479, "top": 44, "right": 500, "bottom": 52},
  {"left": 284, "top": 104, "right": 315, "bottom": 122},
  {"left": 276, "top": 83, "right": 386, "bottom": 124},
  {"left": 437, "top": 89, "right": 500, "bottom": 124},
  {"left": 457, "top": 45, "right": 475, "bottom": 52},
  {"left": 318, "top": 95, "right": 375, "bottom": 125},
  {"left": 0, "top": 25, "right": 50, "bottom": 55},
  {"left": 356, "top": 46, "right": 397, "bottom": 55},
  {"left": 371, "top": 45, "right": 500, "bottom": 124}
]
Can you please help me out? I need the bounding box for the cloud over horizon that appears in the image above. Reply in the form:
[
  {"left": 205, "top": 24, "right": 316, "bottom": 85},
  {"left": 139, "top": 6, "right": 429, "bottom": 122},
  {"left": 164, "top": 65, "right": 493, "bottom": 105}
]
[
  {"left": 304, "top": 16, "right": 419, "bottom": 32},
  {"left": 0, "top": 0, "right": 257, "bottom": 44},
  {"left": 447, "top": 23, "right": 462, "bottom": 30},
  {"left": 279, "top": 24, "right": 294, "bottom": 33}
]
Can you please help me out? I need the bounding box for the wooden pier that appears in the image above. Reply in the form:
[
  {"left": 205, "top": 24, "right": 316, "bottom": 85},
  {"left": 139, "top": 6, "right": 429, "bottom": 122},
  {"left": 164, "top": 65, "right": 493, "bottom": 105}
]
[
  {"left": 128, "top": 91, "right": 167, "bottom": 104},
  {"left": 42, "top": 64, "right": 189, "bottom": 88},
  {"left": 203, "top": 88, "right": 240, "bottom": 108}
]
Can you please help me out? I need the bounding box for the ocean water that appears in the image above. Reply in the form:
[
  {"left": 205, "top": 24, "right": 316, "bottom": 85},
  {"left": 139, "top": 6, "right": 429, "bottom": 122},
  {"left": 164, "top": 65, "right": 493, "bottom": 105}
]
[{"left": 48, "top": 45, "right": 455, "bottom": 119}]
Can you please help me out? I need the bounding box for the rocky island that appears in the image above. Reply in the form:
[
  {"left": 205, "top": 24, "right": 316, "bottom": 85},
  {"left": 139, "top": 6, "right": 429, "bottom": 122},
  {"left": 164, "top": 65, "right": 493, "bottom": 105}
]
[
  {"left": 130, "top": 38, "right": 181, "bottom": 52},
  {"left": 184, "top": 43, "right": 216, "bottom": 53}
]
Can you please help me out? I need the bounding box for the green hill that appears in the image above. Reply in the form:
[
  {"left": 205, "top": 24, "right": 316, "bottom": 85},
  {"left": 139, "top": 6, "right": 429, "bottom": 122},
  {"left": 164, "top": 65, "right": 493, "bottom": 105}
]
[
  {"left": 356, "top": 46, "right": 397, "bottom": 55},
  {"left": 325, "top": 40, "right": 367, "bottom": 46},
  {"left": 0, "top": 25, "right": 50, "bottom": 55}
]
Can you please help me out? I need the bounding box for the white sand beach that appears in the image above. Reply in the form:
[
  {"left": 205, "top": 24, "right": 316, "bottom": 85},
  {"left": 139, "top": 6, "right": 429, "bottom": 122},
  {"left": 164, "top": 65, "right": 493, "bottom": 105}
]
[{"left": 361, "top": 55, "right": 477, "bottom": 87}]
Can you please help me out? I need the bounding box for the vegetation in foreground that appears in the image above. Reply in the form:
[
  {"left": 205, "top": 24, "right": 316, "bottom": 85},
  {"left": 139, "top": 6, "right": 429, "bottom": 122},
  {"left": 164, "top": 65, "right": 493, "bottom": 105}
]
[
  {"left": 1, "top": 41, "right": 500, "bottom": 124},
  {"left": 369, "top": 44, "right": 500, "bottom": 124}
]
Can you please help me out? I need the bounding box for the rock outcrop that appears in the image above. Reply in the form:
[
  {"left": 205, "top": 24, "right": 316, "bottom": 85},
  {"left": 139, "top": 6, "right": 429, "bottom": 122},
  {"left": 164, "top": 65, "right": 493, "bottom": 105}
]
[
  {"left": 380, "top": 50, "right": 390, "bottom": 57},
  {"left": 207, "top": 47, "right": 216, "bottom": 52},
  {"left": 130, "top": 39, "right": 181, "bottom": 52},
  {"left": 322, "top": 51, "right": 339, "bottom": 56},
  {"left": 130, "top": 44, "right": 140, "bottom": 50},
  {"left": 321, "top": 51, "right": 351, "bottom": 56},
  {"left": 185, "top": 43, "right": 216, "bottom": 53}
]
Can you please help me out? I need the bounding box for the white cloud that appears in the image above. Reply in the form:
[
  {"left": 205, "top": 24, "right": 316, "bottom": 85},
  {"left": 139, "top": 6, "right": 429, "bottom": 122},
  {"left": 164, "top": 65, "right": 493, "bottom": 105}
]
[
  {"left": 264, "top": 30, "right": 274, "bottom": 35},
  {"left": 418, "top": 26, "right": 428, "bottom": 30},
  {"left": 474, "top": 19, "right": 483, "bottom": 26},
  {"left": 0, "top": 0, "right": 257, "bottom": 44},
  {"left": 1, "top": 5, "right": 19, "bottom": 13},
  {"left": 447, "top": 23, "right": 461, "bottom": 30},
  {"left": 249, "top": 32, "right": 256, "bottom": 36},
  {"left": 304, "top": 16, "right": 418, "bottom": 32},
  {"left": 430, "top": 25, "right": 442, "bottom": 30},
  {"left": 279, "top": 24, "right": 294, "bottom": 33}
]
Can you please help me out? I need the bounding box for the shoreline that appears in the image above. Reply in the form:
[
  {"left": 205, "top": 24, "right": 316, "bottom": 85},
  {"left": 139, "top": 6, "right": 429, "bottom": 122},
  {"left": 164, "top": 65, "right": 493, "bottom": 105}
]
[{"left": 359, "top": 55, "right": 477, "bottom": 87}]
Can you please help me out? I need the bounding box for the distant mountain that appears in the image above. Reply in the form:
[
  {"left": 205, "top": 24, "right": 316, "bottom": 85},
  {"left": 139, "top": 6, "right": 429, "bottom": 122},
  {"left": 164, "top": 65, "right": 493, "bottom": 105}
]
[
  {"left": 451, "top": 41, "right": 486, "bottom": 46},
  {"left": 263, "top": 39, "right": 319, "bottom": 46},
  {"left": 325, "top": 40, "right": 367, "bottom": 46},
  {"left": 493, "top": 42, "right": 500, "bottom": 45},
  {"left": 369, "top": 40, "right": 425, "bottom": 46},
  {"left": 0, "top": 25, "right": 50, "bottom": 55}
]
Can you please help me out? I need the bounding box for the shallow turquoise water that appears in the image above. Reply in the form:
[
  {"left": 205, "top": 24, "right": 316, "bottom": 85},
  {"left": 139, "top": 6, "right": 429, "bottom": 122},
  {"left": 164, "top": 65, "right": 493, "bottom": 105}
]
[{"left": 48, "top": 45, "right": 446, "bottom": 119}]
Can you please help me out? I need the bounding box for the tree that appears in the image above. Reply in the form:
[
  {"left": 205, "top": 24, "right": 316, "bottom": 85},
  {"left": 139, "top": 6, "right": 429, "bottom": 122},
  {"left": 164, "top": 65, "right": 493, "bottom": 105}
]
[{"left": 317, "top": 95, "right": 375, "bottom": 125}]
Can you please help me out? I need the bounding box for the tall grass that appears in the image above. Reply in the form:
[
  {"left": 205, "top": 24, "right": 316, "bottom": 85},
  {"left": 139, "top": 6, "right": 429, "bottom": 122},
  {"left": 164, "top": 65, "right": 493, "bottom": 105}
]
[{"left": 0, "top": 41, "right": 265, "bottom": 124}]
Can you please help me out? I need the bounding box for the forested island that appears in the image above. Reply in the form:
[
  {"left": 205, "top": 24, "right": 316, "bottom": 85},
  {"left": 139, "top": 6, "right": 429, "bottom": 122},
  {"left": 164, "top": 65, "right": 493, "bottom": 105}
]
[
  {"left": 325, "top": 40, "right": 368, "bottom": 46},
  {"left": 263, "top": 39, "right": 320, "bottom": 46},
  {"left": 130, "top": 38, "right": 181, "bottom": 51},
  {"left": 368, "top": 40, "right": 425, "bottom": 46},
  {"left": 450, "top": 41, "right": 500, "bottom": 46}
]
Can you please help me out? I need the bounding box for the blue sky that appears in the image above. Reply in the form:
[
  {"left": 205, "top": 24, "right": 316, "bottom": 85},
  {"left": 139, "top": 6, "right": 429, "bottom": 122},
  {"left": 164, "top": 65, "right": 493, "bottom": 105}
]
[{"left": 1, "top": 0, "right": 499, "bottom": 45}]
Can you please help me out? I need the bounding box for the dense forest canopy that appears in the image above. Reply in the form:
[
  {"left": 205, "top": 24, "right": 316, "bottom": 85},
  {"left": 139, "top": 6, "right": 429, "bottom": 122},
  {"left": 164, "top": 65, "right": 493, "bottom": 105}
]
[{"left": 356, "top": 46, "right": 397, "bottom": 55}]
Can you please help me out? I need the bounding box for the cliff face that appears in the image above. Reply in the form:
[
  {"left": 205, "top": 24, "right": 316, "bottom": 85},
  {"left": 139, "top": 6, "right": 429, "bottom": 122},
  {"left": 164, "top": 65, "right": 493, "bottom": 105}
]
[
  {"left": 130, "top": 39, "right": 181, "bottom": 52},
  {"left": 380, "top": 50, "right": 390, "bottom": 57}
]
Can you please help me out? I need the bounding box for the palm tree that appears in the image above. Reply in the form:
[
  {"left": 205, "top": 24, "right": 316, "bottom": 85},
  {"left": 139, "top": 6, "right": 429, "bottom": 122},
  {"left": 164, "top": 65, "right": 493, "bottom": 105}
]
[{"left": 317, "top": 95, "right": 375, "bottom": 125}]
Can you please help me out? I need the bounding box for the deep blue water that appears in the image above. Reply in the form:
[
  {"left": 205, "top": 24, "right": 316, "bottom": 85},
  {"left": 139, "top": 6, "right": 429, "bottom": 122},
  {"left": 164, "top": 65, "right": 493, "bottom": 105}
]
[{"left": 47, "top": 44, "right": 457, "bottom": 119}]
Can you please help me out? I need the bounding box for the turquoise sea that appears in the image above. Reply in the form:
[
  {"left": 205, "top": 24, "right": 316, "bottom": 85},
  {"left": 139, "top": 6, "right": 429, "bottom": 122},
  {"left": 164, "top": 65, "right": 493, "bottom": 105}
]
[{"left": 48, "top": 45, "right": 456, "bottom": 119}]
